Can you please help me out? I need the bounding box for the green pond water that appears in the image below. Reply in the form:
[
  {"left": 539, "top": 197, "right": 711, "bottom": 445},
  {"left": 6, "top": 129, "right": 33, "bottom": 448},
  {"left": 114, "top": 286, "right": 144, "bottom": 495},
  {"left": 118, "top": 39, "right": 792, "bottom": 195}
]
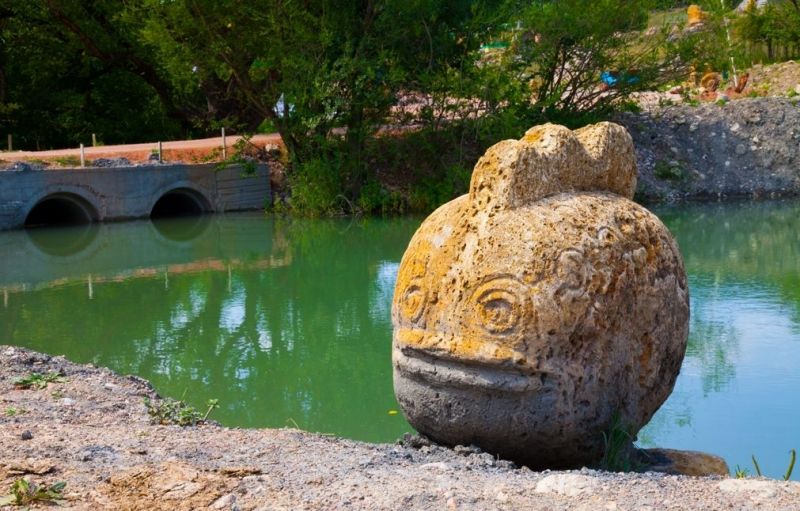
[{"left": 1, "top": 201, "right": 799, "bottom": 479}]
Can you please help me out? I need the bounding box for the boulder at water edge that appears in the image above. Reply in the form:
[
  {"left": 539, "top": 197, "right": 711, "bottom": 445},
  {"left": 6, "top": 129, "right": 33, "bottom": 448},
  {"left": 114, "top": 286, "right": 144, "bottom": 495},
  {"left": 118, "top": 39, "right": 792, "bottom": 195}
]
[{"left": 391, "top": 122, "right": 689, "bottom": 469}]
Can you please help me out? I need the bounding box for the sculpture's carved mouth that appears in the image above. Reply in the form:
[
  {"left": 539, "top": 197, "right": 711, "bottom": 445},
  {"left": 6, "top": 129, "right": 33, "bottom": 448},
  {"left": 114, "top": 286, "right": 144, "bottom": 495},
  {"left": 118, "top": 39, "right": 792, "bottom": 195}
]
[{"left": 393, "top": 348, "right": 549, "bottom": 393}]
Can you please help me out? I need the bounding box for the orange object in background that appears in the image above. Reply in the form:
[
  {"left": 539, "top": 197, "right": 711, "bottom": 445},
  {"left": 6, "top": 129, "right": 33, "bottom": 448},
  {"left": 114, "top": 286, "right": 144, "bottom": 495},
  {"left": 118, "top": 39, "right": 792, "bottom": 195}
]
[
  {"left": 701, "top": 72, "right": 722, "bottom": 91},
  {"left": 687, "top": 5, "right": 708, "bottom": 26}
]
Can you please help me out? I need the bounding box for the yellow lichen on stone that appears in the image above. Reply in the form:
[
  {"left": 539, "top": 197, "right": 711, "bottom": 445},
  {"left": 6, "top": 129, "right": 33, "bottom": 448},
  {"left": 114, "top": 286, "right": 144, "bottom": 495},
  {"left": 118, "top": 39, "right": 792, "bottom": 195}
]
[{"left": 392, "top": 122, "right": 689, "bottom": 469}]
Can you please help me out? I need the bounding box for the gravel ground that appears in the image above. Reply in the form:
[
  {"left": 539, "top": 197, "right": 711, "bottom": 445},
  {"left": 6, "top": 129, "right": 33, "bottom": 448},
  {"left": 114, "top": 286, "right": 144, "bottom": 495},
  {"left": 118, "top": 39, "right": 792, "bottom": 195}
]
[{"left": 1, "top": 345, "right": 799, "bottom": 510}]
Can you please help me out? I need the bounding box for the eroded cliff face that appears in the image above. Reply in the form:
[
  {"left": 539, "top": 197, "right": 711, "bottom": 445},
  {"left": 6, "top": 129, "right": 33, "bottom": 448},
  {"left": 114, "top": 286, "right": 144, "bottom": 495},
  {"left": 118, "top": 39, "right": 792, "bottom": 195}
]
[
  {"left": 620, "top": 98, "right": 800, "bottom": 201},
  {"left": 392, "top": 122, "right": 689, "bottom": 469}
]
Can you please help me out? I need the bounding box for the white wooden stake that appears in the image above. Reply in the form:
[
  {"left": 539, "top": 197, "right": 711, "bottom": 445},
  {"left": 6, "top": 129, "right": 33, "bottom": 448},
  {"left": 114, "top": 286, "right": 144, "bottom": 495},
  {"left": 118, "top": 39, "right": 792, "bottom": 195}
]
[
  {"left": 158, "top": 141, "right": 163, "bottom": 163},
  {"left": 92, "top": 133, "right": 97, "bottom": 147},
  {"left": 222, "top": 127, "right": 227, "bottom": 160},
  {"left": 88, "top": 275, "right": 94, "bottom": 299},
  {"left": 80, "top": 144, "right": 86, "bottom": 168}
]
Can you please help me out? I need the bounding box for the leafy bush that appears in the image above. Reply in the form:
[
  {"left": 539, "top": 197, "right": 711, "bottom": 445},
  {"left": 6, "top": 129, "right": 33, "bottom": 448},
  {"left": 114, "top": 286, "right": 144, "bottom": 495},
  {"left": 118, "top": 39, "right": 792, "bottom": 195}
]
[
  {"left": 734, "top": 1, "right": 800, "bottom": 63},
  {"left": 288, "top": 157, "right": 347, "bottom": 216},
  {"left": 502, "top": 0, "right": 692, "bottom": 118},
  {"left": 654, "top": 159, "right": 686, "bottom": 181},
  {"left": 13, "top": 371, "right": 66, "bottom": 390},
  {"left": 0, "top": 479, "right": 66, "bottom": 507},
  {"left": 144, "top": 397, "right": 219, "bottom": 426}
]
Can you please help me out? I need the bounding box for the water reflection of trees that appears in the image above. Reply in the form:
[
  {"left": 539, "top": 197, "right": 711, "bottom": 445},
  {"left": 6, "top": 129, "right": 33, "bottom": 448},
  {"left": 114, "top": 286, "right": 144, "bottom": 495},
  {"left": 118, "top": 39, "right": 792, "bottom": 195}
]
[
  {"left": 686, "top": 291, "right": 741, "bottom": 396},
  {"left": 634, "top": 201, "right": 800, "bottom": 443},
  {"left": 0, "top": 216, "right": 421, "bottom": 442},
  {"left": 5, "top": 201, "right": 800, "bottom": 443},
  {"left": 656, "top": 200, "right": 800, "bottom": 323}
]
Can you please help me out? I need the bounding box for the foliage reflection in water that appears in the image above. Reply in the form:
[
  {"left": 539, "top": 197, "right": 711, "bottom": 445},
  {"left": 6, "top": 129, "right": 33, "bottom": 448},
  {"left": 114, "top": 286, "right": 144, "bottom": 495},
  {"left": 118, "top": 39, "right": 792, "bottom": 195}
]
[
  {"left": 641, "top": 201, "right": 800, "bottom": 480},
  {"left": 1, "top": 201, "right": 799, "bottom": 478},
  {"left": 0, "top": 214, "right": 419, "bottom": 442}
]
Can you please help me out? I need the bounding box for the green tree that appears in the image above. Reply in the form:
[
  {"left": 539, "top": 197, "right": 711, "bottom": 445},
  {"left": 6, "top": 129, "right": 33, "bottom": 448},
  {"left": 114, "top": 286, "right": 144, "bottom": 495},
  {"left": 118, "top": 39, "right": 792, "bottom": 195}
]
[
  {"left": 140, "top": 0, "right": 501, "bottom": 211},
  {"left": 499, "top": 0, "right": 696, "bottom": 119},
  {"left": 0, "top": 0, "right": 188, "bottom": 149}
]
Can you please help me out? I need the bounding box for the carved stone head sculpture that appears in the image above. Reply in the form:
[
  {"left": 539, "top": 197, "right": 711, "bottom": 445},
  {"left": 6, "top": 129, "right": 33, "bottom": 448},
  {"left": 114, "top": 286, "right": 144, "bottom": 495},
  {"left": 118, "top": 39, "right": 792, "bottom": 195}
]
[{"left": 391, "top": 122, "right": 689, "bottom": 469}]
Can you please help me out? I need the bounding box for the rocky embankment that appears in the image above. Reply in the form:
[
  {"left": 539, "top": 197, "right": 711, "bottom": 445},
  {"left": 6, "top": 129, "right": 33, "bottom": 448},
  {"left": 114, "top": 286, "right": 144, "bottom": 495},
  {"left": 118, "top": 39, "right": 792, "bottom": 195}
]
[
  {"left": 618, "top": 98, "right": 800, "bottom": 201},
  {"left": 2, "top": 346, "right": 800, "bottom": 510}
]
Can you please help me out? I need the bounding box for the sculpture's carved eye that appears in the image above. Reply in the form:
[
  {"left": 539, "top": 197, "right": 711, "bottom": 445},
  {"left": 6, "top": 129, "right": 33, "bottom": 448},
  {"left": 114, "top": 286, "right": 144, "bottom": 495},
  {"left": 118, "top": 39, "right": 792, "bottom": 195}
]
[
  {"left": 470, "top": 277, "right": 528, "bottom": 335},
  {"left": 477, "top": 290, "right": 519, "bottom": 334},
  {"left": 399, "top": 284, "right": 427, "bottom": 324}
]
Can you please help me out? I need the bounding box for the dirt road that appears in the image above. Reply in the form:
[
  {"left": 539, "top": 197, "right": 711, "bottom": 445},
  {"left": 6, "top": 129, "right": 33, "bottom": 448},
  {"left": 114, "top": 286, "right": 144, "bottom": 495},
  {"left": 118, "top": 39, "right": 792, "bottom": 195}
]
[{"left": 1, "top": 134, "right": 281, "bottom": 166}]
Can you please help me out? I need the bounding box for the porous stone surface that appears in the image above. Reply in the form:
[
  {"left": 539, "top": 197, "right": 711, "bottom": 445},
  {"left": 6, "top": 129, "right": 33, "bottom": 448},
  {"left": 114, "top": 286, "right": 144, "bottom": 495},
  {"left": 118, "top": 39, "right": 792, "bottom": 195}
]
[{"left": 392, "top": 122, "right": 689, "bottom": 469}]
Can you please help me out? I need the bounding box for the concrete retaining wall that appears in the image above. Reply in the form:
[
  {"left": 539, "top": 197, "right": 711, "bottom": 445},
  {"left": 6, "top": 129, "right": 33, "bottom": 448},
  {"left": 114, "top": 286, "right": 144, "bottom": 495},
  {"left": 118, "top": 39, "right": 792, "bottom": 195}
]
[{"left": 0, "top": 163, "right": 271, "bottom": 230}]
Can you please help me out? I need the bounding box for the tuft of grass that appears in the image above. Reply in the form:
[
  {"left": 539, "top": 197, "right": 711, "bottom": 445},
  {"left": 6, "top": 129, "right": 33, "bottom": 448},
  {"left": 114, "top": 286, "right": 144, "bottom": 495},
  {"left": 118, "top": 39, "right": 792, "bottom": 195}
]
[
  {"left": 0, "top": 479, "right": 66, "bottom": 506},
  {"left": 13, "top": 371, "right": 66, "bottom": 390},
  {"left": 752, "top": 455, "right": 763, "bottom": 477},
  {"left": 742, "top": 449, "right": 796, "bottom": 480},
  {"left": 598, "top": 412, "right": 636, "bottom": 472},
  {"left": 52, "top": 155, "right": 82, "bottom": 167},
  {"left": 144, "top": 397, "right": 219, "bottom": 427},
  {"left": 4, "top": 407, "right": 26, "bottom": 417},
  {"left": 785, "top": 449, "right": 797, "bottom": 481}
]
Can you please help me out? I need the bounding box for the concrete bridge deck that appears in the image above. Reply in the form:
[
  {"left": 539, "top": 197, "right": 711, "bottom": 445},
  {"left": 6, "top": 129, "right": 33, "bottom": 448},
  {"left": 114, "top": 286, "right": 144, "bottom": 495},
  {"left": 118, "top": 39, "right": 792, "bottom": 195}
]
[{"left": 0, "top": 163, "right": 271, "bottom": 231}]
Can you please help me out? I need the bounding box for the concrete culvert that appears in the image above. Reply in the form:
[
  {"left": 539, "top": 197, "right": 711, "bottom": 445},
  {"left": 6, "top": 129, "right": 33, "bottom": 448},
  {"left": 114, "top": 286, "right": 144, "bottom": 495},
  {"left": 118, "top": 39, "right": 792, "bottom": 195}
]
[
  {"left": 150, "top": 189, "right": 210, "bottom": 219},
  {"left": 24, "top": 194, "right": 98, "bottom": 228}
]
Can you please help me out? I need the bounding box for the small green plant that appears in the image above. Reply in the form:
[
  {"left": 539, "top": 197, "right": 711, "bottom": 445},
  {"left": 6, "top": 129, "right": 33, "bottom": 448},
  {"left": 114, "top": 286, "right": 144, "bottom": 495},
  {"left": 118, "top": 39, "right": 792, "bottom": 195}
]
[
  {"left": 787, "top": 89, "right": 799, "bottom": 98},
  {"left": 143, "top": 396, "right": 219, "bottom": 426},
  {"left": 214, "top": 134, "right": 277, "bottom": 177},
  {"left": 13, "top": 371, "right": 66, "bottom": 390},
  {"left": 0, "top": 479, "right": 66, "bottom": 506},
  {"left": 742, "top": 449, "right": 796, "bottom": 480},
  {"left": 203, "top": 399, "right": 219, "bottom": 421},
  {"left": 786, "top": 449, "right": 797, "bottom": 481},
  {"left": 598, "top": 412, "right": 635, "bottom": 472},
  {"left": 654, "top": 160, "right": 685, "bottom": 181},
  {"left": 4, "top": 407, "right": 26, "bottom": 417},
  {"left": 52, "top": 155, "right": 82, "bottom": 167},
  {"left": 734, "top": 465, "right": 749, "bottom": 479},
  {"left": 197, "top": 146, "right": 222, "bottom": 164}
]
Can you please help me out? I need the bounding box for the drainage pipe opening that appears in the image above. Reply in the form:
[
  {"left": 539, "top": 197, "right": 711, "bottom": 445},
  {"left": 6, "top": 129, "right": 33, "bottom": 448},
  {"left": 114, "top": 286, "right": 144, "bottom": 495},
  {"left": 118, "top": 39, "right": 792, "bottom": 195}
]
[
  {"left": 151, "top": 189, "right": 210, "bottom": 219},
  {"left": 24, "top": 194, "right": 98, "bottom": 228}
]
